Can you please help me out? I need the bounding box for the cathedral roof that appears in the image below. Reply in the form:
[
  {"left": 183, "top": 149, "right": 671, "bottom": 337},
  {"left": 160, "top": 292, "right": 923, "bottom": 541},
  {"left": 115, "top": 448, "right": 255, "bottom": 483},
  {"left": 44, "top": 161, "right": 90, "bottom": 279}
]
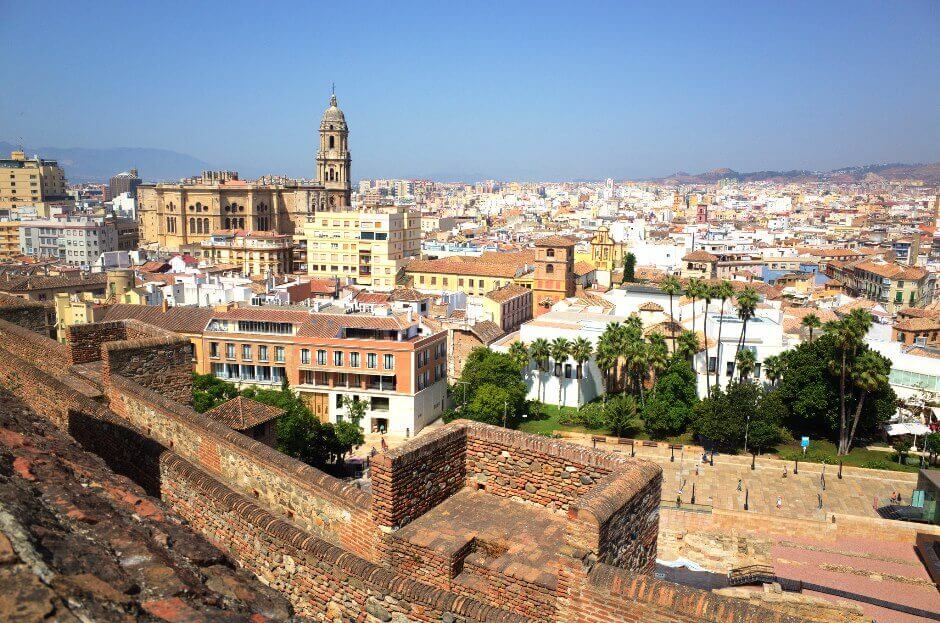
[{"left": 321, "top": 93, "right": 346, "bottom": 126}]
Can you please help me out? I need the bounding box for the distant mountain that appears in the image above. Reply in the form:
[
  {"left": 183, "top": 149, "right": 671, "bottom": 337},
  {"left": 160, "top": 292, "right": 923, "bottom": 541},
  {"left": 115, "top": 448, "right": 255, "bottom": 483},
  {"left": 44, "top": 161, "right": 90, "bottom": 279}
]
[
  {"left": 0, "top": 141, "right": 213, "bottom": 184},
  {"left": 653, "top": 162, "right": 940, "bottom": 185}
]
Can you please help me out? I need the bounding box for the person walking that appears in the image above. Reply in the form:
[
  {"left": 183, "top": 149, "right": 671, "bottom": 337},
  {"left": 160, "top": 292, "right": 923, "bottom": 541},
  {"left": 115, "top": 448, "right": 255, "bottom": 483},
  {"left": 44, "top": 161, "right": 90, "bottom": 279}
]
[
  {"left": 380, "top": 436, "right": 388, "bottom": 452},
  {"left": 737, "top": 478, "right": 742, "bottom": 491},
  {"left": 776, "top": 496, "right": 782, "bottom": 509}
]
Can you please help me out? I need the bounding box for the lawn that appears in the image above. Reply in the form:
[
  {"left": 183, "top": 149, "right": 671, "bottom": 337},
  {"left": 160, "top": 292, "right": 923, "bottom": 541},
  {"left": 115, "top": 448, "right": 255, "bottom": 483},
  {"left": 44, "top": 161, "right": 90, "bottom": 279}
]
[
  {"left": 517, "top": 404, "right": 693, "bottom": 445},
  {"left": 773, "top": 439, "right": 922, "bottom": 473}
]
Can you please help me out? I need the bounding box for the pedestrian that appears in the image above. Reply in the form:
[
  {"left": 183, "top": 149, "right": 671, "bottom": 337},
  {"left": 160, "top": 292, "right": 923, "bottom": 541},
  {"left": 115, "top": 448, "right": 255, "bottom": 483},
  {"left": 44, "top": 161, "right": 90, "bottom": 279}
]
[
  {"left": 737, "top": 478, "right": 742, "bottom": 491},
  {"left": 776, "top": 496, "right": 782, "bottom": 509},
  {"left": 370, "top": 446, "right": 377, "bottom": 458},
  {"left": 695, "top": 464, "right": 700, "bottom": 476},
  {"left": 676, "top": 493, "right": 682, "bottom": 507},
  {"left": 380, "top": 436, "right": 388, "bottom": 452},
  {"left": 702, "top": 452, "right": 707, "bottom": 463},
  {"left": 783, "top": 465, "right": 788, "bottom": 478}
]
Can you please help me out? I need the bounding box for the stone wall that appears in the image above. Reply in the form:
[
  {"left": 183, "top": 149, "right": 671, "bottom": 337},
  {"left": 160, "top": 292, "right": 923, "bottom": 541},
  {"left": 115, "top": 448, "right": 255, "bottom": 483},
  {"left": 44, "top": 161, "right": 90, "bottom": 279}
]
[
  {"left": 103, "top": 332, "right": 193, "bottom": 405},
  {"left": 0, "top": 292, "right": 52, "bottom": 335},
  {"left": 556, "top": 556, "right": 810, "bottom": 623},
  {"left": 107, "top": 374, "right": 378, "bottom": 560},
  {"left": 371, "top": 423, "right": 467, "bottom": 531},
  {"left": 160, "top": 452, "right": 528, "bottom": 623},
  {"left": 67, "top": 320, "right": 128, "bottom": 365}
]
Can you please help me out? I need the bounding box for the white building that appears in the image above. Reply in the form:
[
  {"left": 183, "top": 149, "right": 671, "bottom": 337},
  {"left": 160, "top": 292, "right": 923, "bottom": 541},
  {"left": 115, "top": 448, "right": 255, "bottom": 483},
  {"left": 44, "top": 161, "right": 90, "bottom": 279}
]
[{"left": 19, "top": 216, "right": 119, "bottom": 269}]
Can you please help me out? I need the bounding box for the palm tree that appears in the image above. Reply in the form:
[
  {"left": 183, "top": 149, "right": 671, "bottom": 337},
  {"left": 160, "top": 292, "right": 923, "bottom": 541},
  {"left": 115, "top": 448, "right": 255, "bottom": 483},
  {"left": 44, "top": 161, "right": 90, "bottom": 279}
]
[
  {"left": 827, "top": 309, "right": 874, "bottom": 455},
  {"left": 660, "top": 275, "right": 683, "bottom": 352},
  {"left": 623, "top": 335, "right": 648, "bottom": 405},
  {"left": 734, "top": 286, "right": 760, "bottom": 358},
  {"left": 713, "top": 281, "right": 735, "bottom": 391},
  {"left": 569, "top": 337, "right": 594, "bottom": 406},
  {"left": 846, "top": 350, "right": 888, "bottom": 454},
  {"left": 507, "top": 340, "right": 529, "bottom": 374},
  {"left": 528, "top": 338, "right": 550, "bottom": 402},
  {"left": 596, "top": 322, "right": 625, "bottom": 392},
  {"left": 801, "top": 313, "right": 821, "bottom": 343},
  {"left": 701, "top": 284, "right": 714, "bottom": 397},
  {"left": 676, "top": 330, "right": 701, "bottom": 362},
  {"left": 550, "top": 337, "right": 571, "bottom": 407},
  {"left": 646, "top": 332, "right": 669, "bottom": 389},
  {"left": 763, "top": 354, "right": 784, "bottom": 387},
  {"left": 735, "top": 348, "right": 756, "bottom": 381},
  {"left": 686, "top": 277, "right": 706, "bottom": 335}
]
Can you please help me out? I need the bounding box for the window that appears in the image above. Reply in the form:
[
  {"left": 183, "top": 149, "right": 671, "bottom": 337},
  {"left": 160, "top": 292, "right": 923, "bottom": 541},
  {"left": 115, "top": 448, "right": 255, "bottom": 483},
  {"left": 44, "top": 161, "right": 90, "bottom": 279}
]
[
  {"left": 210, "top": 342, "right": 219, "bottom": 358},
  {"left": 546, "top": 248, "right": 555, "bottom": 258},
  {"left": 383, "top": 354, "right": 394, "bottom": 370},
  {"left": 317, "top": 349, "right": 327, "bottom": 365},
  {"left": 275, "top": 346, "right": 285, "bottom": 363},
  {"left": 545, "top": 264, "right": 554, "bottom": 274},
  {"left": 350, "top": 352, "right": 360, "bottom": 367},
  {"left": 241, "top": 344, "right": 252, "bottom": 360},
  {"left": 226, "top": 343, "right": 235, "bottom": 359},
  {"left": 707, "top": 356, "right": 717, "bottom": 373},
  {"left": 366, "top": 353, "right": 377, "bottom": 369},
  {"left": 726, "top": 361, "right": 735, "bottom": 377},
  {"left": 258, "top": 345, "right": 268, "bottom": 362},
  {"left": 334, "top": 351, "right": 343, "bottom": 366},
  {"left": 300, "top": 349, "right": 310, "bottom": 364}
]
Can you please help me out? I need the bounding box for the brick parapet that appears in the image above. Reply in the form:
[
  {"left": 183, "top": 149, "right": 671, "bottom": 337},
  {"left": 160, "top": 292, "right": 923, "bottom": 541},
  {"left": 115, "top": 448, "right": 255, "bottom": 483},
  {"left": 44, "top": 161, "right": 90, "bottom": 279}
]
[
  {"left": 107, "top": 373, "right": 377, "bottom": 559},
  {"left": 160, "top": 452, "right": 529, "bottom": 623},
  {"left": 0, "top": 293, "right": 53, "bottom": 334}
]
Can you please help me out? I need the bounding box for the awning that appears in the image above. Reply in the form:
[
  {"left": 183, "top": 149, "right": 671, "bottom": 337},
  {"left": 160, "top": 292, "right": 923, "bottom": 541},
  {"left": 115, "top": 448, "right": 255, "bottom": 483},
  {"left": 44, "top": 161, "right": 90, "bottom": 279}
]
[{"left": 886, "top": 422, "right": 931, "bottom": 436}]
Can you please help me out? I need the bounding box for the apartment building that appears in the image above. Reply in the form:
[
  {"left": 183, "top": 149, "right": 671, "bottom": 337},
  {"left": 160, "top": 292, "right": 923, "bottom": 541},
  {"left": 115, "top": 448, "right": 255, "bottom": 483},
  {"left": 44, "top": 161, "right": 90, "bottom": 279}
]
[
  {"left": 829, "top": 260, "right": 932, "bottom": 314},
  {"left": 0, "top": 150, "right": 68, "bottom": 212},
  {"left": 197, "top": 306, "right": 447, "bottom": 435},
  {"left": 303, "top": 205, "right": 420, "bottom": 290},
  {"left": 0, "top": 220, "right": 22, "bottom": 259},
  {"left": 19, "top": 216, "right": 119, "bottom": 268},
  {"left": 404, "top": 250, "right": 536, "bottom": 296},
  {"left": 199, "top": 230, "right": 293, "bottom": 276},
  {"left": 469, "top": 282, "right": 532, "bottom": 333}
]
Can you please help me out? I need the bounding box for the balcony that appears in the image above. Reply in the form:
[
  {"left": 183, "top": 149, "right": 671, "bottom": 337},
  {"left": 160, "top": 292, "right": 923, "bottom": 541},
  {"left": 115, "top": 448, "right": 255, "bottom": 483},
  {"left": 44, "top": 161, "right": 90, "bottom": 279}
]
[{"left": 299, "top": 370, "right": 397, "bottom": 392}]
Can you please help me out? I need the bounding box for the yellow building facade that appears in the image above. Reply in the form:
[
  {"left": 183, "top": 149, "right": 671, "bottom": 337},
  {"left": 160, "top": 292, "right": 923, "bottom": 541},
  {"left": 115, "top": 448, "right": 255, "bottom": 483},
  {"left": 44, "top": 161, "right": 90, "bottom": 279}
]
[
  {"left": 0, "top": 151, "right": 68, "bottom": 212},
  {"left": 303, "top": 205, "right": 420, "bottom": 290},
  {"left": 199, "top": 230, "right": 294, "bottom": 276},
  {"left": 0, "top": 220, "right": 23, "bottom": 259}
]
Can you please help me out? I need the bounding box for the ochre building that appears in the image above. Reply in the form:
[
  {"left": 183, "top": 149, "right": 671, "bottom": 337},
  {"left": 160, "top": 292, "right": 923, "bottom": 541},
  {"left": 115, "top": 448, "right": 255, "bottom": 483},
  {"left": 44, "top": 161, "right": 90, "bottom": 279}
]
[{"left": 138, "top": 94, "right": 353, "bottom": 251}]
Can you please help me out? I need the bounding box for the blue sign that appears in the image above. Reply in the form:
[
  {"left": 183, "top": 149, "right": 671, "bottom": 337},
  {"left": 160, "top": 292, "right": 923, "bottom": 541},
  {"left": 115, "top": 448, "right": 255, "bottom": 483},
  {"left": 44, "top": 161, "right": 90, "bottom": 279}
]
[{"left": 801, "top": 436, "right": 810, "bottom": 448}]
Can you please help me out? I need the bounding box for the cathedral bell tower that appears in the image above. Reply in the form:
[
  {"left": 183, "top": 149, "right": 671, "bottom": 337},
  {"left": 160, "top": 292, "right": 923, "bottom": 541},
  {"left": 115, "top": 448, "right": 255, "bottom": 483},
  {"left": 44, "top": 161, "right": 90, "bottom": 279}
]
[{"left": 317, "top": 91, "right": 352, "bottom": 210}]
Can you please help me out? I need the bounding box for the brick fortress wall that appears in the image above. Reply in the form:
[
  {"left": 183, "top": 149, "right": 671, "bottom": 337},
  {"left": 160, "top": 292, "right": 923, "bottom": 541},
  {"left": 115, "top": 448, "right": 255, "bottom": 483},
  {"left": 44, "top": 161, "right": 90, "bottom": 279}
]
[{"left": 0, "top": 306, "right": 828, "bottom": 623}]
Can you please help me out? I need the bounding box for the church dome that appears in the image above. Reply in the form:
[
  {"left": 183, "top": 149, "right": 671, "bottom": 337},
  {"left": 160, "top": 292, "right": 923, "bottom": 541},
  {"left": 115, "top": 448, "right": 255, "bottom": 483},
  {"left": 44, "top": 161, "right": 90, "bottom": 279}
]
[{"left": 321, "top": 93, "right": 346, "bottom": 126}]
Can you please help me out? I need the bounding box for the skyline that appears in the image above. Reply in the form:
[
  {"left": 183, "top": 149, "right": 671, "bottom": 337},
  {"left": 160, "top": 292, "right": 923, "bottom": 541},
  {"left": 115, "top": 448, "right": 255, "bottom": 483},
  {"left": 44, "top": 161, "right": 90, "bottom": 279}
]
[{"left": 2, "top": 0, "right": 939, "bottom": 181}]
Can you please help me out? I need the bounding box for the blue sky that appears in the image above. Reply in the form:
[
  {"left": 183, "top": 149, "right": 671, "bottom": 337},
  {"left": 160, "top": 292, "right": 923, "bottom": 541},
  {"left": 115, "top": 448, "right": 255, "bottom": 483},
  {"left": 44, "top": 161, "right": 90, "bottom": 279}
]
[{"left": 1, "top": 0, "right": 938, "bottom": 181}]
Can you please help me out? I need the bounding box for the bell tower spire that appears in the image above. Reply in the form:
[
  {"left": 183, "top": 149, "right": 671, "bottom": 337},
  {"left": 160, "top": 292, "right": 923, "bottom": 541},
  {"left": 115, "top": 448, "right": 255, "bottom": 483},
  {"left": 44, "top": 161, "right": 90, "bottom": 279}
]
[{"left": 317, "top": 90, "right": 351, "bottom": 209}]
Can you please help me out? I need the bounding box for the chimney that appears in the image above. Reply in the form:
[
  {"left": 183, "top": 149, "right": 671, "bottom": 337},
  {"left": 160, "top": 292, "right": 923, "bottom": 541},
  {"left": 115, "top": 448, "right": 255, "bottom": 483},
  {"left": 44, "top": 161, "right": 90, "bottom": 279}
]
[{"left": 161, "top": 298, "right": 169, "bottom": 313}]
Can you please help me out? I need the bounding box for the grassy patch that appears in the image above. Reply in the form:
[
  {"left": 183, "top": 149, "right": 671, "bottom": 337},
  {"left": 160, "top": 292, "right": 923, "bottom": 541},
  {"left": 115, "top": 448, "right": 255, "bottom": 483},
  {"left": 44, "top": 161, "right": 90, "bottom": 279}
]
[
  {"left": 774, "top": 439, "right": 921, "bottom": 473},
  {"left": 518, "top": 404, "right": 598, "bottom": 436}
]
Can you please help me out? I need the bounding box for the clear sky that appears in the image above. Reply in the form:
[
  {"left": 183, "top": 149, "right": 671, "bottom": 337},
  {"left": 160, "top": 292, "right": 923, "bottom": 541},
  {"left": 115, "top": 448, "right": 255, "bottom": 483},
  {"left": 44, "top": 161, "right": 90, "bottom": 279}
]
[{"left": 2, "top": 0, "right": 938, "bottom": 182}]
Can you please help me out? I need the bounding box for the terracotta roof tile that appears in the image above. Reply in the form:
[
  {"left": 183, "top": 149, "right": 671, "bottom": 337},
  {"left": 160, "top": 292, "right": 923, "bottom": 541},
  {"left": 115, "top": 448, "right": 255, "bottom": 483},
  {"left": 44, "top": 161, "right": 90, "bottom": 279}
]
[
  {"left": 485, "top": 283, "right": 529, "bottom": 303},
  {"left": 101, "top": 304, "right": 214, "bottom": 334},
  {"left": 203, "top": 396, "right": 283, "bottom": 430}
]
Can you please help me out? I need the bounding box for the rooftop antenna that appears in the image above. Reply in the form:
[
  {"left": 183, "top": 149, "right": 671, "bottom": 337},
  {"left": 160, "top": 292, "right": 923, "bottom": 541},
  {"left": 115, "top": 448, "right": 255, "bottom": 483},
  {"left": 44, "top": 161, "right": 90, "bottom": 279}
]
[{"left": 331, "top": 82, "right": 335, "bottom": 95}]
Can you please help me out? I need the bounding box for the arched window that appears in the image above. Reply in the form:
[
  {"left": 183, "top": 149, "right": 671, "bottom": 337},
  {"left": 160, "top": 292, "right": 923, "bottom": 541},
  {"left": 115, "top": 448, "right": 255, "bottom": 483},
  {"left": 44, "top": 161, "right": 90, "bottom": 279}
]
[
  {"left": 189, "top": 217, "right": 196, "bottom": 233},
  {"left": 195, "top": 202, "right": 202, "bottom": 212},
  {"left": 545, "top": 264, "right": 554, "bottom": 274},
  {"left": 203, "top": 218, "right": 209, "bottom": 233},
  {"left": 224, "top": 217, "right": 231, "bottom": 229},
  {"left": 546, "top": 248, "right": 555, "bottom": 258},
  {"left": 329, "top": 136, "right": 335, "bottom": 149}
]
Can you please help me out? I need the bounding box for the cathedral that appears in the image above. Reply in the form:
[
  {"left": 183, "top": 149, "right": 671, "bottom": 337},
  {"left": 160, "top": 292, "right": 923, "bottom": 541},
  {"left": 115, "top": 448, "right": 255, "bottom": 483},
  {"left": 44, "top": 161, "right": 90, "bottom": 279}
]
[{"left": 138, "top": 93, "right": 353, "bottom": 251}]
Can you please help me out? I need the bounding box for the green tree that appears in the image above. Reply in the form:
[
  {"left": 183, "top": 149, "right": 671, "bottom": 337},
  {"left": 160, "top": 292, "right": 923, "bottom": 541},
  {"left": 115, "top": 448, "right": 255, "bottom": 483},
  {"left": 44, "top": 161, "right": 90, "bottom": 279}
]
[
  {"left": 686, "top": 277, "right": 707, "bottom": 339},
  {"left": 802, "top": 313, "right": 822, "bottom": 343},
  {"left": 712, "top": 281, "right": 735, "bottom": 391},
  {"left": 734, "top": 286, "right": 760, "bottom": 358},
  {"left": 469, "top": 384, "right": 520, "bottom": 427},
  {"left": 507, "top": 340, "right": 530, "bottom": 374},
  {"left": 456, "top": 347, "right": 530, "bottom": 426},
  {"left": 701, "top": 284, "right": 714, "bottom": 397},
  {"left": 735, "top": 348, "right": 756, "bottom": 381},
  {"left": 660, "top": 275, "right": 683, "bottom": 352},
  {"left": 925, "top": 432, "right": 940, "bottom": 466},
  {"left": 763, "top": 354, "right": 784, "bottom": 387},
  {"left": 642, "top": 356, "right": 698, "bottom": 438},
  {"left": 528, "top": 338, "right": 551, "bottom": 402},
  {"left": 569, "top": 337, "right": 593, "bottom": 406},
  {"left": 846, "top": 349, "right": 890, "bottom": 454},
  {"left": 748, "top": 388, "right": 786, "bottom": 453},
  {"left": 825, "top": 309, "right": 874, "bottom": 454},
  {"left": 622, "top": 252, "right": 637, "bottom": 284},
  {"left": 550, "top": 337, "right": 572, "bottom": 407},
  {"left": 676, "top": 330, "right": 700, "bottom": 362},
  {"left": 646, "top": 332, "right": 670, "bottom": 387},
  {"left": 692, "top": 381, "right": 769, "bottom": 452},
  {"left": 333, "top": 419, "right": 364, "bottom": 462},
  {"left": 605, "top": 394, "right": 640, "bottom": 437}
]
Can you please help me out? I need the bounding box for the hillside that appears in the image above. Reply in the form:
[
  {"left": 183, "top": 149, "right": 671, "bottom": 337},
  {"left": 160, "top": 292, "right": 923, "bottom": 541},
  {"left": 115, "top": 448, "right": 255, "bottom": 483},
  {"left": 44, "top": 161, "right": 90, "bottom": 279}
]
[
  {"left": 654, "top": 162, "right": 940, "bottom": 185},
  {"left": 0, "top": 141, "right": 212, "bottom": 184}
]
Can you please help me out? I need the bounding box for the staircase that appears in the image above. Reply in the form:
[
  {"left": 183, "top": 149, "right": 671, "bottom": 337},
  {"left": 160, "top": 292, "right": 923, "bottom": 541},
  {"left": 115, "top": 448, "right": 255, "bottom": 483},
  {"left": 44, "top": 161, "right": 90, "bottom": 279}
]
[{"left": 727, "top": 564, "right": 776, "bottom": 587}]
